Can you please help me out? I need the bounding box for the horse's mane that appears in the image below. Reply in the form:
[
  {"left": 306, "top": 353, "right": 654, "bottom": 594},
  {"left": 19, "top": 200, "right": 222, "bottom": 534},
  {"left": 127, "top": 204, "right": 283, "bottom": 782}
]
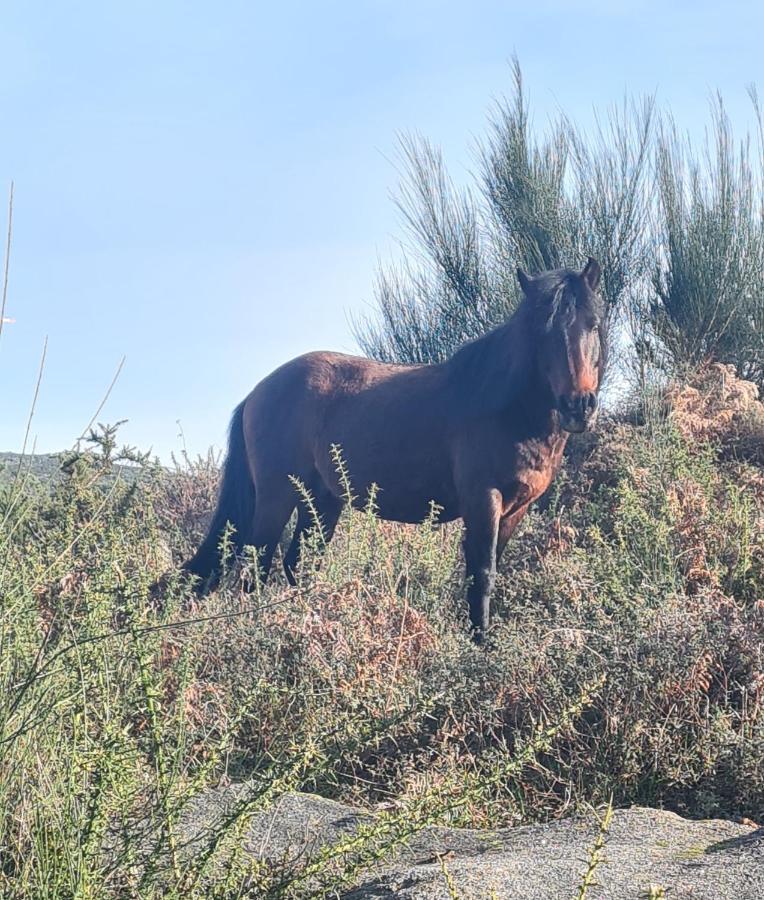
[
  {"left": 530, "top": 268, "right": 585, "bottom": 331},
  {"left": 442, "top": 267, "right": 604, "bottom": 419}
]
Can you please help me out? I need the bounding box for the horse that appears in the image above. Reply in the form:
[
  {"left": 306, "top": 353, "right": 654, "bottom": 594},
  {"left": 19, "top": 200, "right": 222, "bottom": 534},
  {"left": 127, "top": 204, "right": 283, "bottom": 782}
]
[{"left": 184, "top": 258, "right": 606, "bottom": 639}]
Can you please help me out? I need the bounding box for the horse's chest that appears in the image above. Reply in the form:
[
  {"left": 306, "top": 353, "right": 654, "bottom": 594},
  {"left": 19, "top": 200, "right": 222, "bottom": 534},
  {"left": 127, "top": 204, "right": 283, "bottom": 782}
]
[{"left": 502, "top": 441, "right": 564, "bottom": 514}]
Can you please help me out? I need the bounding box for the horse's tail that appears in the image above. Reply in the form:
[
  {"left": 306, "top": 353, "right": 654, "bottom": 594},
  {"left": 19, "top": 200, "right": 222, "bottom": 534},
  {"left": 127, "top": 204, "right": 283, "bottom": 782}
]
[{"left": 183, "top": 400, "right": 255, "bottom": 591}]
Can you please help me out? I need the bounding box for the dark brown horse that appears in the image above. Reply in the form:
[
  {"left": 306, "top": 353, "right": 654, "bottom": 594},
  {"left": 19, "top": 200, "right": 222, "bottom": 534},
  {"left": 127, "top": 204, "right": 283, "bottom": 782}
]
[{"left": 185, "top": 259, "right": 606, "bottom": 638}]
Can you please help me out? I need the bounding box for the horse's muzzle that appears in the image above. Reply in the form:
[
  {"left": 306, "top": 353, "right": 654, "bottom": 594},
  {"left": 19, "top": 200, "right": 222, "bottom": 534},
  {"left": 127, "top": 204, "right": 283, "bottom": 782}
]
[{"left": 558, "top": 392, "right": 598, "bottom": 433}]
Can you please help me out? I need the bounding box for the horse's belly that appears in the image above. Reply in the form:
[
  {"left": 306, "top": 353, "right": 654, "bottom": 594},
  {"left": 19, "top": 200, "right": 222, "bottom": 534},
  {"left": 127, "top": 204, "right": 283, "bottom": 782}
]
[
  {"left": 318, "top": 437, "right": 458, "bottom": 523},
  {"left": 355, "top": 477, "right": 460, "bottom": 524}
]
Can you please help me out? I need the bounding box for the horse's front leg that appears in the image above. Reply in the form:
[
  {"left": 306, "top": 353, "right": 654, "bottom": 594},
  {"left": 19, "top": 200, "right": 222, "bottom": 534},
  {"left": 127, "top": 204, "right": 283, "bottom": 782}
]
[
  {"left": 462, "top": 488, "right": 502, "bottom": 641},
  {"left": 495, "top": 503, "right": 529, "bottom": 567}
]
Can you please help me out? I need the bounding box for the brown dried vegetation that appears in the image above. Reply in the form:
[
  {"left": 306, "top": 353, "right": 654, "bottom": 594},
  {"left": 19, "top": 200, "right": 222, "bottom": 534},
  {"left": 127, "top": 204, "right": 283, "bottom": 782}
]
[{"left": 2, "top": 367, "right": 763, "bottom": 897}]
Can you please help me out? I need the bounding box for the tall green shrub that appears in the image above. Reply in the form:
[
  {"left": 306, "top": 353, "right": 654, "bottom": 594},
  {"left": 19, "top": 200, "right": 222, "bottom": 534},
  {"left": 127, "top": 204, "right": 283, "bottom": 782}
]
[
  {"left": 356, "top": 61, "right": 654, "bottom": 375},
  {"left": 645, "top": 97, "right": 764, "bottom": 385},
  {"left": 357, "top": 63, "right": 764, "bottom": 393}
]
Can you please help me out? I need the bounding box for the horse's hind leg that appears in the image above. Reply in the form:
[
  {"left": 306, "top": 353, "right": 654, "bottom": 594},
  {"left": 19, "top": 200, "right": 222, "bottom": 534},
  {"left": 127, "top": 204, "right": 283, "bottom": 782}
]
[
  {"left": 283, "top": 480, "right": 343, "bottom": 585},
  {"left": 247, "top": 483, "right": 297, "bottom": 586}
]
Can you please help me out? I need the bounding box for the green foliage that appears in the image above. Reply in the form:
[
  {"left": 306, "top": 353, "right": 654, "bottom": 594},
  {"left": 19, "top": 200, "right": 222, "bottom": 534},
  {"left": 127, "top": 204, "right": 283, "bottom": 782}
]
[
  {"left": 356, "top": 62, "right": 764, "bottom": 392},
  {"left": 646, "top": 97, "right": 764, "bottom": 385},
  {"left": 576, "top": 799, "right": 614, "bottom": 900},
  {"left": 1, "top": 378, "right": 763, "bottom": 898},
  {"left": 356, "top": 59, "right": 654, "bottom": 369}
]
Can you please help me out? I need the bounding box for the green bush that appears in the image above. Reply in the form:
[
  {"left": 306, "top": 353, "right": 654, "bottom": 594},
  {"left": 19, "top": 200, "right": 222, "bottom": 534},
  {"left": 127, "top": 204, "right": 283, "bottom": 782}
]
[
  {"left": 356, "top": 64, "right": 764, "bottom": 392},
  {"left": 647, "top": 99, "right": 764, "bottom": 385},
  {"left": 1, "top": 366, "right": 762, "bottom": 896},
  {"left": 356, "top": 62, "right": 653, "bottom": 371}
]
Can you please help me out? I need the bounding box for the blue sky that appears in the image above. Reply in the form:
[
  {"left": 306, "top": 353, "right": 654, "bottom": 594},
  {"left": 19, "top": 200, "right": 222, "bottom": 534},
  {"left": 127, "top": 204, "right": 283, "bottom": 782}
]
[{"left": 1, "top": 1, "right": 762, "bottom": 460}]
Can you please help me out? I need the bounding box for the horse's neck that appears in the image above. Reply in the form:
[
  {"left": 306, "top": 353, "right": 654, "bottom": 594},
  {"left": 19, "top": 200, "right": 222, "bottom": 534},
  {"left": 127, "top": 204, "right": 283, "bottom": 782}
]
[
  {"left": 443, "top": 317, "right": 525, "bottom": 412},
  {"left": 488, "top": 333, "right": 561, "bottom": 439},
  {"left": 509, "top": 382, "right": 564, "bottom": 444},
  {"left": 442, "top": 310, "right": 569, "bottom": 442}
]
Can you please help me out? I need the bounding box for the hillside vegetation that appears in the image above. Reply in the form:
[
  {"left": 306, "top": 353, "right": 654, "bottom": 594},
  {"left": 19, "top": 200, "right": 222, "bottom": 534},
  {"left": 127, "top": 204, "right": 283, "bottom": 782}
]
[
  {"left": 3, "top": 61, "right": 764, "bottom": 899},
  {"left": 1, "top": 364, "right": 762, "bottom": 897}
]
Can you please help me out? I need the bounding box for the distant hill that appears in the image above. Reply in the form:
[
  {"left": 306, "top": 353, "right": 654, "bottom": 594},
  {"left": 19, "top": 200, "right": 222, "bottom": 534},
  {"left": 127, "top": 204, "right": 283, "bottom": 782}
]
[
  {"left": 0, "top": 452, "right": 145, "bottom": 487},
  {"left": 0, "top": 452, "right": 66, "bottom": 485}
]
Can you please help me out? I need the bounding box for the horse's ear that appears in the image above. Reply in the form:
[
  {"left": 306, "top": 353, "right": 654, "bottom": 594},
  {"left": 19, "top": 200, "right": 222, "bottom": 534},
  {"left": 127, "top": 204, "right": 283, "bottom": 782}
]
[
  {"left": 516, "top": 268, "right": 532, "bottom": 295},
  {"left": 582, "top": 257, "right": 601, "bottom": 291}
]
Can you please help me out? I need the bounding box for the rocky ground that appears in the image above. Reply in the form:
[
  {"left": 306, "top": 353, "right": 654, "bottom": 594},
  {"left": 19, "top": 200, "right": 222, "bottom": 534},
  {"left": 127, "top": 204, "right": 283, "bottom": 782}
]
[{"left": 179, "top": 787, "right": 764, "bottom": 899}]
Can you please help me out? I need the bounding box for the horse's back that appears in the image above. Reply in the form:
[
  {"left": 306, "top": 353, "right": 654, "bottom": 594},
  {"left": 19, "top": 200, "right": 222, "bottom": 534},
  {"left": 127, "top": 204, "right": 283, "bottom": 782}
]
[
  {"left": 241, "top": 350, "right": 423, "bottom": 471},
  {"left": 247, "top": 351, "right": 414, "bottom": 409},
  {"left": 241, "top": 351, "right": 456, "bottom": 516}
]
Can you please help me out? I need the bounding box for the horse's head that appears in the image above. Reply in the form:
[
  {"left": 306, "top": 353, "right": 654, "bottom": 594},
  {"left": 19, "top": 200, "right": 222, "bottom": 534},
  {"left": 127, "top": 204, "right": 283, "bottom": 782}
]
[{"left": 517, "top": 258, "right": 606, "bottom": 433}]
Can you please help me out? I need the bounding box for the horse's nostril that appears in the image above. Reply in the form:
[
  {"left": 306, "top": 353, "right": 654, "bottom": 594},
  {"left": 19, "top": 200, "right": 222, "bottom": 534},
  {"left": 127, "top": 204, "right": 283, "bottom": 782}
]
[{"left": 559, "top": 394, "right": 597, "bottom": 420}]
